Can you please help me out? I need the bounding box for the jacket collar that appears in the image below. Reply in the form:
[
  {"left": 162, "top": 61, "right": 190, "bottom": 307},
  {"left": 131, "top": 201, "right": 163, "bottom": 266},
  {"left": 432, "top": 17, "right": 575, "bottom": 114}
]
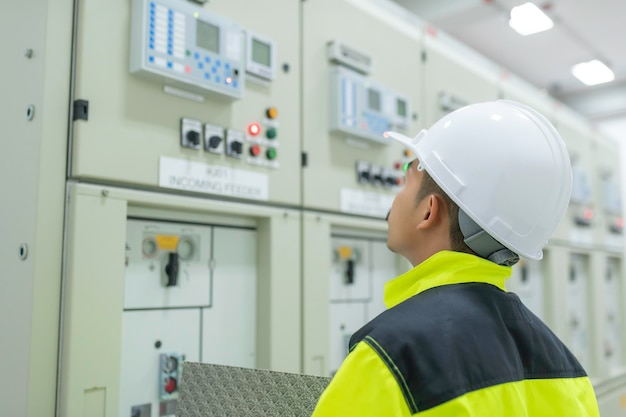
[{"left": 384, "top": 251, "right": 512, "bottom": 309}]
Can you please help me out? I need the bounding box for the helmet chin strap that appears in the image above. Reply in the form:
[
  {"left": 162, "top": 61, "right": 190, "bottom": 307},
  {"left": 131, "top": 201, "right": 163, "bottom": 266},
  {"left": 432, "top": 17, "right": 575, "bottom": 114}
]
[{"left": 458, "top": 210, "right": 520, "bottom": 267}]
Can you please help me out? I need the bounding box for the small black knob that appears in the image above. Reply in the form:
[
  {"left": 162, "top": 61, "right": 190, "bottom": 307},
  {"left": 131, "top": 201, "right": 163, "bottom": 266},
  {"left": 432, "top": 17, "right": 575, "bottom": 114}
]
[
  {"left": 186, "top": 130, "right": 200, "bottom": 146},
  {"left": 208, "top": 135, "right": 222, "bottom": 148},
  {"left": 231, "top": 141, "right": 243, "bottom": 154}
]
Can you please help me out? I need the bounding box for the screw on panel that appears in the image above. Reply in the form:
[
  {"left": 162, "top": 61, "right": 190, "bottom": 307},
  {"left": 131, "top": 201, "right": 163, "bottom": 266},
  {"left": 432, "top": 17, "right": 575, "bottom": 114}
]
[
  {"left": 23, "top": 49, "right": 33, "bottom": 59},
  {"left": 101, "top": 189, "right": 109, "bottom": 197},
  {"left": 19, "top": 244, "right": 28, "bottom": 260},
  {"left": 282, "top": 63, "right": 290, "bottom": 73},
  {"left": 26, "top": 105, "right": 35, "bottom": 121}
]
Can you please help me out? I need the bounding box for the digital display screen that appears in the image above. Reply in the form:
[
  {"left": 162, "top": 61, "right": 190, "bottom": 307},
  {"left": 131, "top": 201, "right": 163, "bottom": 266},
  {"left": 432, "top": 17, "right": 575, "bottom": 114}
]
[
  {"left": 397, "top": 98, "right": 407, "bottom": 117},
  {"left": 368, "top": 89, "right": 381, "bottom": 112},
  {"left": 252, "top": 38, "right": 271, "bottom": 67},
  {"left": 197, "top": 20, "right": 220, "bottom": 53}
]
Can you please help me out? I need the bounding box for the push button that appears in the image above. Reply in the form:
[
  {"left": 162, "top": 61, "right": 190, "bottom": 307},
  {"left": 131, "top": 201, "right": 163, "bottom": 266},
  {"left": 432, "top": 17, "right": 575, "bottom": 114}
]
[
  {"left": 266, "top": 107, "right": 278, "bottom": 119},
  {"left": 266, "top": 127, "right": 277, "bottom": 139}
]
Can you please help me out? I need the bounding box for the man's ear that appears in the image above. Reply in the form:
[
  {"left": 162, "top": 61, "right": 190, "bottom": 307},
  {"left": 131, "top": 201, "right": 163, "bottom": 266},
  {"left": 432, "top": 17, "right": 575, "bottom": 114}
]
[{"left": 416, "top": 194, "right": 445, "bottom": 230}]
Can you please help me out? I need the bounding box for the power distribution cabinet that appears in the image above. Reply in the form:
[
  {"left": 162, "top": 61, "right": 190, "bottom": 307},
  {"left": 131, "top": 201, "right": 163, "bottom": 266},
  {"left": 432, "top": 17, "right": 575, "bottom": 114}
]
[
  {"left": 603, "top": 256, "right": 624, "bottom": 376},
  {"left": 507, "top": 257, "right": 545, "bottom": 320},
  {"left": 59, "top": 184, "right": 301, "bottom": 417},
  {"left": 594, "top": 136, "right": 624, "bottom": 249},
  {"left": 328, "top": 236, "right": 399, "bottom": 376},
  {"left": 567, "top": 253, "right": 592, "bottom": 371},
  {"left": 301, "top": 0, "right": 422, "bottom": 215},
  {"left": 71, "top": 0, "right": 300, "bottom": 205},
  {"left": 553, "top": 107, "right": 596, "bottom": 245},
  {"left": 421, "top": 26, "right": 500, "bottom": 127},
  {"left": 121, "top": 220, "right": 257, "bottom": 416}
]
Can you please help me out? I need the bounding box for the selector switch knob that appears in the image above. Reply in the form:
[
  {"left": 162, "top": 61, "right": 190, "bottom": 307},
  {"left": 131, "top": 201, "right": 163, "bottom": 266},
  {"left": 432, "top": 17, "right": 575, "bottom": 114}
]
[
  {"left": 186, "top": 130, "right": 200, "bottom": 146},
  {"left": 231, "top": 141, "right": 243, "bottom": 154},
  {"left": 208, "top": 135, "right": 222, "bottom": 148}
]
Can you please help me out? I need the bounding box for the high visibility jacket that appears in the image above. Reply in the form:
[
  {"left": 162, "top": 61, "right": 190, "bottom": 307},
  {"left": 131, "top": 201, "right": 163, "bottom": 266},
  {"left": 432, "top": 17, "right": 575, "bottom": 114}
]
[{"left": 311, "top": 251, "right": 600, "bottom": 416}]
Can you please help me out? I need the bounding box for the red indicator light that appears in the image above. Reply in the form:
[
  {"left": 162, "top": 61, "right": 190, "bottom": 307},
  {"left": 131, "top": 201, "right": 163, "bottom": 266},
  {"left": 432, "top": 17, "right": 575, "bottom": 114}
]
[
  {"left": 184, "top": 66, "right": 191, "bottom": 74},
  {"left": 583, "top": 209, "right": 594, "bottom": 220},
  {"left": 395, "top": 178, "right": 403, "bottom": 186},
  {"left": 226, "top": 76, "right": 232, "bottom": 84},
  {"left": 394, "top": 162, "right": 402, "bottom": 170},
  {"left": 248, "top": 123, "right": 261, "bottom": 136},
  {"left": 617, "top": 218, "right": 624, "bottom": 228}
]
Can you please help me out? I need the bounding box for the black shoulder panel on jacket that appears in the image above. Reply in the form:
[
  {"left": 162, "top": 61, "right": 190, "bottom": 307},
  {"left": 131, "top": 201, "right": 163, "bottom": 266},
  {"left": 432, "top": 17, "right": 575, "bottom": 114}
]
[{"left": 349, "top": 283, "right": 586, "bottom": 413}]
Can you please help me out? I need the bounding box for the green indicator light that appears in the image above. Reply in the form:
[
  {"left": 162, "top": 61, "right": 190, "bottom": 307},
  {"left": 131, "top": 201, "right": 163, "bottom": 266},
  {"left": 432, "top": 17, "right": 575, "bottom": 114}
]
[
  {"left": 267, "top": 148, "right": 277, "bottom": 160},
  {"left": 403, "top": 163, "right": 409, "bottom": 172},
  {"left": 194, "top": 12, "right": 199, "bottom": 18},
  {"left": 186, "top": 49, "right": 191, "bottom": 56}
]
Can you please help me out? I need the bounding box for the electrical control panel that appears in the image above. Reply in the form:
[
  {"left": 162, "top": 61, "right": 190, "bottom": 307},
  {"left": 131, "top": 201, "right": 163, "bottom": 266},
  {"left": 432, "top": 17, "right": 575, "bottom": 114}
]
[
  {"left": 301, "top": 0, "right": 422, "bottom": 215},
  {"left": 328, "top": 236, "right": 397, "bottom": 376},
  {"left": 125, "top": 219, "right": 210, "bottom": 309},
  {"left": 130, "top": 0, "right": 245, "bottom": 99},
  {"left": 329, "top": 66, "right": 411, "bottom": 143},
  {"left": 421, "top": 26, "right": 500, "bottom": 126},
  {"left": 552, "top": 107, "right": 597, "bottom": 245},
  {"left": 59, "top": 185, "right": 302, "bottom": 416},
  {"left": 507, "top": 257, "right": 545, "bottom": 320},
  {"left": 567, "top": 253, "right": 591, "bottom": 371},
  {"left": 71, "top": 0, "right": 300, "bottom": 205},
  {"left": 603, "top": 257, "right": 624, "bottom": 376},
  {"left": 121, "top": 218, "right": 258, "bottom": 416},
  {"left": 594, "top": 135, "right": 624, "bottom": 248}
]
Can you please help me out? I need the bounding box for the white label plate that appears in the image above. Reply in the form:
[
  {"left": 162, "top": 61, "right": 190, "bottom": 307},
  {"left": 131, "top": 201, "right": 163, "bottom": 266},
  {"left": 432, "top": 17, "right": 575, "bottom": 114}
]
[
  {"left": 340, "top": 188, "right": 395, "bottom": 218},
  {"left": 159, "top": 157, "right": 269, "bottom": 200}
]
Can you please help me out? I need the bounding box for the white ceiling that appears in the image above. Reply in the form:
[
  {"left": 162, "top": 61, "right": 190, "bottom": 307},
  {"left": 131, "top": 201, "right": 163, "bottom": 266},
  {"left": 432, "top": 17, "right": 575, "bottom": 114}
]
[{"left": 391, "top": 0, "right": 626, "bottom": 139}]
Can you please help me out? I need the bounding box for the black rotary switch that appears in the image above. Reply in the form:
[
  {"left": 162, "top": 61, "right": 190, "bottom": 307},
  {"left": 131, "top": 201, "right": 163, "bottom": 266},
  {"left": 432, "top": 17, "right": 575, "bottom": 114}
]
[
  {"left": 358, "top": 171, "right": 370, "bottom": 183},
  {"left": 208, "top": 135, "right": 222, "bottom": 149},
  {"left": 186, "top": 130, "right": 200, "bottom": 146},
  {"left": 230, "top": 141, "right": 243, "bottom": 155}
]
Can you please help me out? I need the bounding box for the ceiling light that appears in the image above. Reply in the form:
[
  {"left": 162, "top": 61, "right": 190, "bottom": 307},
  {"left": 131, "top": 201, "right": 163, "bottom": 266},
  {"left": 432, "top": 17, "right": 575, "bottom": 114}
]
[
  {"left": 571, "top": 60, "right": 615, "bottom": 86},
  {"left": 508, "top": 2, "right": 554, "bottom": 36}
]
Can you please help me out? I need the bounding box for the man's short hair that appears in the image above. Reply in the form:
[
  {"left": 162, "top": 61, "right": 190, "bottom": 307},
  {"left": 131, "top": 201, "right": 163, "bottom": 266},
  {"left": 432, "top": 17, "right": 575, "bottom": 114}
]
[{"left": 416, "top": 171, "right": 476, "bottom": 255}]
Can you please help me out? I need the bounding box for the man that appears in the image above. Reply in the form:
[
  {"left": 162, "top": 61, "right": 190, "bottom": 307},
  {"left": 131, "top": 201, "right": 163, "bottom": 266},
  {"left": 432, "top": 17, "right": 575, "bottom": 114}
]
[{"left": 311, "top": 100, "right": 600, "bottom": 416}]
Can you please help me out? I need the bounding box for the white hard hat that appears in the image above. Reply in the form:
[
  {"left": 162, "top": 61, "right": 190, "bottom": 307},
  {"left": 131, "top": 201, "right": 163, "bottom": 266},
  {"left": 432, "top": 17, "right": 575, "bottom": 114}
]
[{"left": 386, "top": 100, "right": 572, "bottom": 261}]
